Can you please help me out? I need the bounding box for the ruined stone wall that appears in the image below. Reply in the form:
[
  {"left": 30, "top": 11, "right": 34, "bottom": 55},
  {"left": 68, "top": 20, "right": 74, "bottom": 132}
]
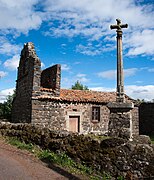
[
  {"left": 41, "top": 64, "right": 61, "bottom": 96},
  {"left": 12, "top": 42, "right": 41, "bottom": 123},
  {"left": 31, "top": 99, "right": 110, "bottom": 134},
  {"left": 139, "top": 103, "right": 154, "bottom": 136}
]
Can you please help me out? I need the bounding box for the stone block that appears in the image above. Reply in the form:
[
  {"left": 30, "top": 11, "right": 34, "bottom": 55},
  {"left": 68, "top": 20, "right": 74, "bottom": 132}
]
[{"left": 107, "top": 102, "right": 134, "bottom": 139}]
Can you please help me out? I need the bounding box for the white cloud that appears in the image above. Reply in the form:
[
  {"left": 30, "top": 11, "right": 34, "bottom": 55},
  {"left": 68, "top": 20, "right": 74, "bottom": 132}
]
[
  {"left": 124, "top": 68, "right": 138, "bottom": 77},
  {"left": 90, "top": 86, "right": 115, "bottom": 92},
  {"left": 62, "top": 73, "right": 89, "bottom": 88},
  {"left": 61, "top": 44, "right": 67, "bottom": 47},
  {"left": 76, "top": 44, "right": 101, "bottom": 56},
  {"left": 0, "top": 88, "right": 14, "bottom": 103},
  {"left": 135, "top": 81, "right": 143, "bottom": 84},
  {"left": 0, "top": 40, "right": 21, "bottom": 56},
  {"left": 74, "top": 61, "right": 81, "bottom": 65},
  {"left": 41, "top": 62, "right": 45, "bottom": 69},
  {"left": 125, "top": 30, "right": 154, "bottom": 56},
  {"left": 90, "top": 85, "right": 154, "bottom": 101},
  {"left": 0, "top": 71, "right": 7, "bottom": 78},
  {"left": 3, "top": 55, "right": 20, "bottom": 71},
  {"left": 0, "top": 0, "right": 44, "bottom": 34},
  {"left": 97, "top": 68, "right": 138, "bottom": 80},
  {"left": 125, "top": 85, "right": 154, "bottom": 101},
  {"left": 148, "top": 68, "right": 154, "bottom": 72},
  {"left": 76, "top": 43, "right": 115, "bottom": 56},
  {"left": 61, "top": 64, "right": 70, "bottom": 71},
  {"left": 43, "top": 0, "right": 154, "bottom": 56},
  {"left": 0, "top": 0, "right": 153, "bottom": 57},
  {"left": 97, "top": 70, "right": 116, "bottom": 80},
  {"left": 76, "top": 73, "right": 89, "bottom": 83}
]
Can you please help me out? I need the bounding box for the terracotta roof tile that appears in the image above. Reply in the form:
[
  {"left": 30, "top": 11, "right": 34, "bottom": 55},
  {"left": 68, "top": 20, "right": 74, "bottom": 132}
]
[
  {"left": 37, "top": 89, "right": 133, "bottom": 104},
  {"left": 59, "top": 89, "right": 116, "bottom": 103}
]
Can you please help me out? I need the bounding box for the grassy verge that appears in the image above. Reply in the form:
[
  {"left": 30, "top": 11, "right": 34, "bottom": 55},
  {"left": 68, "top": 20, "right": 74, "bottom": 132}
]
[
  {"left": 85, "top": 134, "right": 111, "bottom": 140},
  {"left": 150, "top": 136, "right": 154, "bottom": 144},
  {"left": 5, "top": 137, "right": 112, "bottom": 180}
]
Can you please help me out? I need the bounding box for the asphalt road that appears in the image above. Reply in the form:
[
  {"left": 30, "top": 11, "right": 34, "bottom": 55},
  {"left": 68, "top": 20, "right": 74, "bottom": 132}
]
[{"left": 0, "top": 138, "right": 80, "bottom": 180}]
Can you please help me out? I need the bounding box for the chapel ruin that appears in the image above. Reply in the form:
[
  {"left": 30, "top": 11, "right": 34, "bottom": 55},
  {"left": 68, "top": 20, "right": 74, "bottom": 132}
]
[{"left": 12, "top": 42, "right": 139, "bottom": 137}]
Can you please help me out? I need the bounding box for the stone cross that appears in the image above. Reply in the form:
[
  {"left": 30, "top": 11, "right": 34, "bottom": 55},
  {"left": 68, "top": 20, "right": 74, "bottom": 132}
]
[{"left": 110, "top": 19, "right": 128, "bottom": 102}]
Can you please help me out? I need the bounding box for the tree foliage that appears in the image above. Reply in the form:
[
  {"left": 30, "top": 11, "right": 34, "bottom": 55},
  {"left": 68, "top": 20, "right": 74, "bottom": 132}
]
[
  {"left": 71, "top": 81, "right": 89, "bottom": 90},
  {"left": 0, "top": 90, "right": 16, "bottom": 121}
]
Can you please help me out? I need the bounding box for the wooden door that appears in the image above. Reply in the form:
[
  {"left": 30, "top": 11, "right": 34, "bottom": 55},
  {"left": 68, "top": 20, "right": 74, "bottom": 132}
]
[{"left": 69, "top": 116, "right": 80, "bottom": 133}]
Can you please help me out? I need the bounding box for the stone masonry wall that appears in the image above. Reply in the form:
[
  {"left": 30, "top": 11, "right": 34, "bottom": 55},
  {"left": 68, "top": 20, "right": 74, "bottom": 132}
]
[
  {"left": 132, "top": 107, "right": 139, "bottom": 136},
  {"left": 0, "top": 122, "right": 154, "bottom": 179},
  {"left": 12, "top": 42, "right": 41, "bottom": 123},
  {"left": 139, "top": 103, "right": 154, "bottom": 136},
  {"left": 108, "top": 108, "right": 132, "bottom": 139},
  {"left": 41, "top": 64, "right": 61, "bottom": 96},
  {"left": 11, "top": 42, "right": 139, "bottom": 136},
  {"left": 31, "top": 99, "right": 110, "bottom": 134}
]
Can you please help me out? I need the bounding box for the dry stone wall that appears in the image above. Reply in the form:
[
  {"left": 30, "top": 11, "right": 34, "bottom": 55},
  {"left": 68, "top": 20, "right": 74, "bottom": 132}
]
[{"left": 0, "top": 122, "right": 153, "bottom": 179}]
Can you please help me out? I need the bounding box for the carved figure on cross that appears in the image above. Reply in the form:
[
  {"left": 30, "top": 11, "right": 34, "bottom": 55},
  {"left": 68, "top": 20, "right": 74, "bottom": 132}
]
[{"left": 110, "top": 19, "right": 128, "bottom": 103}]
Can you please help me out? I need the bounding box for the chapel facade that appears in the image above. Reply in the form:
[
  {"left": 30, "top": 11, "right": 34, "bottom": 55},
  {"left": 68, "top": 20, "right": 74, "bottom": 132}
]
[{"left": 12, "top": 42, "right": 139, "bottom": 135}]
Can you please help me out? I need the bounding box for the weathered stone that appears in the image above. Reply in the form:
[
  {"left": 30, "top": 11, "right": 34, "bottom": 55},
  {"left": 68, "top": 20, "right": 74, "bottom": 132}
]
[
  {"left": 107, "top": 102, "right": 134, "bottom": 140},
  {"left": 100, "top": 138, "right": 125, "bottom": 148},
  {"left": 133, "top": 135, "right": 151, "bottom": 145},
  {"left": 11, "top": 42, "right": 139, "bottom": 136}
]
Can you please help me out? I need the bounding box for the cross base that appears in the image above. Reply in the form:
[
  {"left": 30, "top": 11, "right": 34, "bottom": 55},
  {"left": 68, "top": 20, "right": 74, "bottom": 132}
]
[{"left": 107, "top": 102, "right": 134, "bottom": 140}]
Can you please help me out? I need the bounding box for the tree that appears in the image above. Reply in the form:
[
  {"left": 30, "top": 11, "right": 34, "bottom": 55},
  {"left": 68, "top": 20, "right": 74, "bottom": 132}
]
[
  {"left": 135, "top": 98, "right": 145, "bottom": 106},
  {"left": 0, "top": 90, "right": 16, "bottom": 121},
  {"left": 71, "top": 80, "right": 89, "bottom": 90}
]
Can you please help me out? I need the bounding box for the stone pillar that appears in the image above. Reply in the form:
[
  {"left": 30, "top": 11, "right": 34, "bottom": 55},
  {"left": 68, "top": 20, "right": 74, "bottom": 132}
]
[
  {"left": 108, "top": 19, "right": 134, "bottom": 140},
  {"left": 116, "top": 29, "right": 124, "bottom": 102},
  {"left": 110, "top": 19, "right": 128, "bottom": 103},
  {"left": 107, "top": 102, "right": 134, "bottom": 140}
]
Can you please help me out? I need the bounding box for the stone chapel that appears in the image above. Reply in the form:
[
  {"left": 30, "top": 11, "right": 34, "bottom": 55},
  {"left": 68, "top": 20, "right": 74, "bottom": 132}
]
[{"left": 12, "top": 42, "right": 139, "bottom": 135}]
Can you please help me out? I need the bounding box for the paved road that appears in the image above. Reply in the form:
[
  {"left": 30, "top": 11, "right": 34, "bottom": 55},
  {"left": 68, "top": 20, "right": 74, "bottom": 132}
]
[{"left": 0, "top": 138, "right": 80, "bottom": 180}]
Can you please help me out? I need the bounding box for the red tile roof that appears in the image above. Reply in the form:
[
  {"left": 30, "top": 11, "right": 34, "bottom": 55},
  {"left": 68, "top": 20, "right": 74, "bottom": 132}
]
[
  {"left": 38, "top": 89, "right": 132, "bottom": 104},
  {"left": 60, "top": 89, "right": 116, "bottom": 103}
]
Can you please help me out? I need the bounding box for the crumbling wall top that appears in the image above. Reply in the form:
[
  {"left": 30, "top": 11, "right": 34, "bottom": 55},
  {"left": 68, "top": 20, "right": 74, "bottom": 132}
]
[{"left": 21, "top": 42, "right": 38, "bottom": 59}]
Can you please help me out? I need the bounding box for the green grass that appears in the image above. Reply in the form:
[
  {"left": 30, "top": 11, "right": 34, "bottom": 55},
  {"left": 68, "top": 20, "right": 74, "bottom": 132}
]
[
  {"left": 150, "top": 136, "right": 154, "bottom": 144},
  {"left": 4, "top": 137, "right": 125, "bottom": 180},
  {"left": 85, "top": 134, "right": 111, "bottom": 141},
  {"left": 7, "top": 138, "right": 34, "bottom": 150},
  {"left": 38, "top": 149, "right": 93, "bottom": 175},
  {"left": 5, "top": 137, "right": 103, "bottom": 179}
]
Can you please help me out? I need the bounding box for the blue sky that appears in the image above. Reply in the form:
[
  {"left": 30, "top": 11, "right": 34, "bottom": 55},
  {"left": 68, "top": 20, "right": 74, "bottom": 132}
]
[{"left": 0, "top": 0, "right": 154, "bottom": 102}]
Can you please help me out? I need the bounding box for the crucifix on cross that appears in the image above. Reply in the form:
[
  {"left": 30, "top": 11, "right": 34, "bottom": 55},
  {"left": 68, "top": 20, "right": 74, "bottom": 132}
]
[{"left": 110, "top": 19, "right": 128, "bottom": 103}]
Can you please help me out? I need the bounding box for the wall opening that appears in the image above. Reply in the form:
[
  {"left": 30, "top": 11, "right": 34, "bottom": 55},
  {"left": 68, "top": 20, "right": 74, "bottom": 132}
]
[{"left": 69, "top": 116, "right": 80, "bottom": 133}]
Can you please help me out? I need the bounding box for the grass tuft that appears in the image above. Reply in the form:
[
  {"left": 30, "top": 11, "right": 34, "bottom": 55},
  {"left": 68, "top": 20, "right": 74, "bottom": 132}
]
[
  {"left": 150, "top": 136, "right": 154, "bottom": 144},
  {"left": 5, "top": 137, "right": 96, "bottom": 178},
  {"left": 7, "top": 138, "right": 33, "bottom": 150},
  {"left": 4, "top": 137, "right": 125, "bottom": 180}
]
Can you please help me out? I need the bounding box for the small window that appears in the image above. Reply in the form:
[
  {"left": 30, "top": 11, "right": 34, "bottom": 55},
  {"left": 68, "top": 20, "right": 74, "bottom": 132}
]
[{"left": 92, "top": 107, "right": 100, "bottom": 122}]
